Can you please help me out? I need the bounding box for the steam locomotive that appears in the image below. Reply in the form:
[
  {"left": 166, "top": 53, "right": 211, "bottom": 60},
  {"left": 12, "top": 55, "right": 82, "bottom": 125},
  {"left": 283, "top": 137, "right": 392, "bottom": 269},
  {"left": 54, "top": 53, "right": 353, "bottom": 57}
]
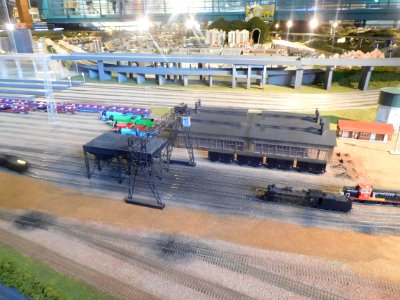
[{"left": 258, "top": 184, "right": 352, "bottom": 212}]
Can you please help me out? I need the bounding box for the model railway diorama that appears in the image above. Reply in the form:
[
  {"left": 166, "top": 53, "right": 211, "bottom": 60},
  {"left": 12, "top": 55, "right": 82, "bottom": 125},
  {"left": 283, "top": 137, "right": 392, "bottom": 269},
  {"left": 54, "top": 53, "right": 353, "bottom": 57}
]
[{"left": 1, "top": 99, "right": 399, "bottom": 212}]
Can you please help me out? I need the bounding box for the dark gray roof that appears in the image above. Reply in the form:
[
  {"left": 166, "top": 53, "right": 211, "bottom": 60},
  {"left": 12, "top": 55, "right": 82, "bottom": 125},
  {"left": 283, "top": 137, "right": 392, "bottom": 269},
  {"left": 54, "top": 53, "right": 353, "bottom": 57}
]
[{"left": 190, "top": 109, "right": 337, "bottom": 148}]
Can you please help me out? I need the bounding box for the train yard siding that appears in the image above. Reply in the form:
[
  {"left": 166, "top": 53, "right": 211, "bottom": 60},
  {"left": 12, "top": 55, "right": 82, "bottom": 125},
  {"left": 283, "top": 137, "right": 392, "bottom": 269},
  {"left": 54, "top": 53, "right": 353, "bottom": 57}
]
[{"left": 0, "top": 171, "right": 400, "bottom": 286}]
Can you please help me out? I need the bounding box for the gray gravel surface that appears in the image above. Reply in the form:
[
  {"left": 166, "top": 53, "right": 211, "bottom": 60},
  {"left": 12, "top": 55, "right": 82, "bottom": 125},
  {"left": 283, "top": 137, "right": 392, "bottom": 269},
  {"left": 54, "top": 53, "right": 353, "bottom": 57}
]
[{"left": 0, "top": 214, "right": 399, "bottom": 300}]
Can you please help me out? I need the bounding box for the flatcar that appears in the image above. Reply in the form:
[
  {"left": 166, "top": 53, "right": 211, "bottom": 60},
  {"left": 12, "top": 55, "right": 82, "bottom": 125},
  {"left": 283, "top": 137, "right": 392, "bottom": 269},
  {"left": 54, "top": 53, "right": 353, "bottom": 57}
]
[
  {"left": 260, "top": 184, "right": 352, "bottom": 212},
  {"left": 11, "top": 103, "right": 30, "bottom": 114},
  {"left": 343, "top": 183, "right": 400, "bottom": 205},
  {"left": 0, "top": 102, "right": 11, "bottom": 110},
  {"left": 76, "top": 104, "right": 108, "bottom": 113}
]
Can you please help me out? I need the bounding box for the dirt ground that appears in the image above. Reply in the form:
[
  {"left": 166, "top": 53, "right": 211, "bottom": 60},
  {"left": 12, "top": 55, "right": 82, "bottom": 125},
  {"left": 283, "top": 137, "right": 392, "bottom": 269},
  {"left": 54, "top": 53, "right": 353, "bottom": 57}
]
[
  {"left": 331, "top": 135, "right": 400, "bottom": 189},
  {"left": 1, "top": 171, "right": 400, "bottom": 286}
]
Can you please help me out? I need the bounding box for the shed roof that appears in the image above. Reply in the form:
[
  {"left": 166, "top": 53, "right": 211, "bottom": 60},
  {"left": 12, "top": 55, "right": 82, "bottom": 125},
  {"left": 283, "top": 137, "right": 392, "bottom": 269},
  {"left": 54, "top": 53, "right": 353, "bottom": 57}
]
[
  {"left": 337, "top": 120, "right": 394, "bottom": 135},
  {"left": 190, "top": 109, "right": 337, "bottom": 148}
]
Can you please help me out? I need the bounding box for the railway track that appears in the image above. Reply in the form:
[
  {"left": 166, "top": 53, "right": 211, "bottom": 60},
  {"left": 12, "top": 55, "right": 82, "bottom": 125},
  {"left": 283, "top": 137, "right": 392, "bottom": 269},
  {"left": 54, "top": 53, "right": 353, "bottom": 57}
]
[
  {"left": 10, "top": 157, "right": 400, "bottom": 234},
  {"left": 2, "top": 211, "right": 399, "bottom": 300},
  {"left": 53, "top": 83, "right": 379, "bottom": 112},
  {"left": 0, "top": 213, "right": 351, "bottom": 299},
  {"left": 1, "top": 106, "right": 400, "bottom": 234},
  {"left": 1, "top": 130, "right": 400, "bottom": 235},
  {"left": 0, "top": 228, "right": 158, "bottom": 300}
]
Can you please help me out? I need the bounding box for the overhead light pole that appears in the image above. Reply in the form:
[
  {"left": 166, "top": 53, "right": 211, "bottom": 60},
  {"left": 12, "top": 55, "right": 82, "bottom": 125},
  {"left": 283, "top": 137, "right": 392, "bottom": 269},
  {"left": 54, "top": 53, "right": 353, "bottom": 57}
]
[
  {"left": 286, "top": 20, "right": 293, "bottom": 41},
  {"left": 390, "top": 131, "right": 400, "bottom": 155},
  {"left": 2, "top": 0, "right": 16, "bottom": 53}
]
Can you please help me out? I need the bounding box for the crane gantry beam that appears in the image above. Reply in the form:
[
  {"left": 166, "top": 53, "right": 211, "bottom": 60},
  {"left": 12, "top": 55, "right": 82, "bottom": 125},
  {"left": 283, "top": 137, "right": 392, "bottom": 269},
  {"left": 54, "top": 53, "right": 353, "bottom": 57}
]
[{"left": 126, "top": 102, "right": 196, "bottom": 209}]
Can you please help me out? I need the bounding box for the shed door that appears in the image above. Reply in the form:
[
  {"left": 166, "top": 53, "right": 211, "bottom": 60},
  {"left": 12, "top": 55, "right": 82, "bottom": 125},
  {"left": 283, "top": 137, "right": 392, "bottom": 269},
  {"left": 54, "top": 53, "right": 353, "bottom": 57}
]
[
  {"left": 370, "top": 133, "right": 376, "bottom": 141},
  {"left": 358, "top": 132, "right": 370, "bottom": 140}
]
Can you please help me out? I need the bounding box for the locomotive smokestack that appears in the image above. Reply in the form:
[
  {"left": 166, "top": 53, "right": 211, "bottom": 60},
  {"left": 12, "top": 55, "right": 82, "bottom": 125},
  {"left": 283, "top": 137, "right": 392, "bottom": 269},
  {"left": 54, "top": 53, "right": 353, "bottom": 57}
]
[
  {"left": 315, "top": 108, "right": 320, "bottom": 124},
  {"left": 320, "top": 119, "right": 327, "bottom": 135}
]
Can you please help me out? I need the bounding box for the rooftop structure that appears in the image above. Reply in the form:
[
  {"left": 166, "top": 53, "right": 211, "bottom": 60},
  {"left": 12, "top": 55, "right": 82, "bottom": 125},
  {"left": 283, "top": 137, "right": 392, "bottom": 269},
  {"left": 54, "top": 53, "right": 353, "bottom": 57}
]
[
  {"left": 337, "top": 120, "right": 394, "bottom": 142},
  {"left": 178, "top": 107, "right": 336, "bottom": 163}
]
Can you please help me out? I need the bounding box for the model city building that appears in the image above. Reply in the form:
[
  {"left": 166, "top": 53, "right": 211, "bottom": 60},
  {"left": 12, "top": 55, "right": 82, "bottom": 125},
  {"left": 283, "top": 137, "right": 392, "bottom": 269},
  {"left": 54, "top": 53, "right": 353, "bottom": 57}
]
[
  {"left": 205, "top": 29, "right": 227, "bottom": 47},
  {"left": 337, "top": 120, "right": 394, "bottom": 142},
  {"left": 205, "top": 29, "right": 251, "bottom": 47}
]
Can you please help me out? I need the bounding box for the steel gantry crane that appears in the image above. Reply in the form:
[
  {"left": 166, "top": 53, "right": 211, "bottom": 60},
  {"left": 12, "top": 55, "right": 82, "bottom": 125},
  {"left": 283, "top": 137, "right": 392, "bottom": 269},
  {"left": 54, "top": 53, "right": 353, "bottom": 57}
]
[{"left": 126, "top": 102, "right": 196, "bottom": 209}]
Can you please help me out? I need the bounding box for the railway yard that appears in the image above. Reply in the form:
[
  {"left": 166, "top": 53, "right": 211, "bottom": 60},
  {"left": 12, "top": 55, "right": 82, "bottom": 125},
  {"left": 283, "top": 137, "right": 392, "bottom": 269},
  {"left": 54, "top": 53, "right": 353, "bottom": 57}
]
[{"left": 0, "top": 83, "right": 400, "bottom": 299}]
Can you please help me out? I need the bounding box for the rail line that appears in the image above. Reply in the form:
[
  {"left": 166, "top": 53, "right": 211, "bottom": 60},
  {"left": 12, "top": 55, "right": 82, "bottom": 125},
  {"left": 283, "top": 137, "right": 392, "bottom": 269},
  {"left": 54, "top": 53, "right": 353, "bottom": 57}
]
[
  {"left": 2, "top": 141, "right": 400, "bottom": 234},
  {"left": 0, "top": 228, "right": 158, "bottom": 300},
  {"left": 4, "top": 211, "right": 399, "bottom": 300},
  {"left": 1, "top": 212, "right": 346, "bottom": 299},
  {"left": 1, "top": 111, "right": 400, "bottom": 235}
]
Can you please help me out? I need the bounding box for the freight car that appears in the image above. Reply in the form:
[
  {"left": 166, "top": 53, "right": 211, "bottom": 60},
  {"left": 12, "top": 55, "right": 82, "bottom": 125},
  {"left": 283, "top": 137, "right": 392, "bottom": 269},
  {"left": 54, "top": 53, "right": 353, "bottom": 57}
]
[
  {"left": 208, "top": 149, "right": 234, "bottom": 163},
  {"left": 343, "top": 183, "right": 400, "bottom": 205},
  {"left": 207, "top": 149, "right": 326, "bottom": 174},
  {"left": 258, "top": 184, "right": 352, "bottom": 212}
]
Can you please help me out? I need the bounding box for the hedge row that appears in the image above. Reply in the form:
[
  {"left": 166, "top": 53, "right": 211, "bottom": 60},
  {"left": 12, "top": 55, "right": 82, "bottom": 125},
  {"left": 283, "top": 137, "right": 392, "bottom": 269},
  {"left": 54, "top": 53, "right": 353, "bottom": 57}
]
[
  {"left": 307, "top": 39, "right": 345, "bottom": 54},
  {"left": 315, "top": 67, "right": 400, "bottom": 89},
  {"left": 0, "top": 260, "right": 65, "bottom": 300}
]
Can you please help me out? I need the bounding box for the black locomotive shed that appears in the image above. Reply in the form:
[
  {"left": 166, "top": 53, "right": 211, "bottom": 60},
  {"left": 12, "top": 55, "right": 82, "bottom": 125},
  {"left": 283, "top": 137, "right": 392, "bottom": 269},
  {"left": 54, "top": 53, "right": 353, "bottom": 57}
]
[
  {"left": 83, "top": 132, "right": 169, "bottom": 183},
  {"left": 177, "top": 107, "right": 337, "bottom": 173}
]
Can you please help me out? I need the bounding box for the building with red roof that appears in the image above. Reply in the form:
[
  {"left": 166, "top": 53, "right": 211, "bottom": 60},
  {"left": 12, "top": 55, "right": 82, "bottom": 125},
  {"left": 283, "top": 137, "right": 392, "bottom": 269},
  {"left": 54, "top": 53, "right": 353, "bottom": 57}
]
[{"left": 337, "top": 120, "right": 394, "bottom": 142}]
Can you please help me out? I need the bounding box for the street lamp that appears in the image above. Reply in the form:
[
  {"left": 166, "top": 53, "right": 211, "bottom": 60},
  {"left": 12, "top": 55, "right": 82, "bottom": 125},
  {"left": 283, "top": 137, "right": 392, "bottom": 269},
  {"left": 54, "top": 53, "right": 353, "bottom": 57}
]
[
  {"left": 275, "top": 23, "right": 279, "bottom": 29},
  {"left": 5, "top": 23, "right": 15, "bottom": 30},
  {"left": 309, "top": 18, "right": 318, "bottom": 31},
  {"left": 330, "top": 20, "right": 340, "bottom": 48},
  {"left": 5, "top": 23, "right": 16, "bottom": 53},
  {"left": 137, "top": 15, "right": 151, "bottom": 32},
  {"left": 185, "top": 17, "right": 199, "bottom": 30},
  {"left": 286, "top": 20, "right": 293, "bottom": 41},
  {"left": 391, "top": 132, "right": 400, "bottom": 154}
]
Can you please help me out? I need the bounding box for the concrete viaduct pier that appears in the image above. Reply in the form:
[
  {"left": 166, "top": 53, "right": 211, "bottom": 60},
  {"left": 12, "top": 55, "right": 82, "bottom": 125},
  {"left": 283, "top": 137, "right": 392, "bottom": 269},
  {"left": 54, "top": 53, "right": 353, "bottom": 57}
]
[{"left": 2, "top": 54, "right": 400, "bottom": 91}]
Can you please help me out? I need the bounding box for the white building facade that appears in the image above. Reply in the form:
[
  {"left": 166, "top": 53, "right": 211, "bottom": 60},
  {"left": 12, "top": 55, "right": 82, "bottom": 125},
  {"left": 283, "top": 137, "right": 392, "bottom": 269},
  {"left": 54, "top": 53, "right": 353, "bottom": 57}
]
[{"left": 205, "top": 29, "right": 226, "bottom": 47}]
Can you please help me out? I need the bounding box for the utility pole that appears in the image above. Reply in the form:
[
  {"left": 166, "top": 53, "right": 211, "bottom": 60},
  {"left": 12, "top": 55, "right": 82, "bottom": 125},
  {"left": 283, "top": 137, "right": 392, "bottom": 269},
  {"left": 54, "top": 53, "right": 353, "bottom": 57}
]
[
  {"left": 2, "top": 0, "right": 16, "bottom": 53},
  {"left": 390, "top": 131, "right": 400, "bottom": 155}
]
